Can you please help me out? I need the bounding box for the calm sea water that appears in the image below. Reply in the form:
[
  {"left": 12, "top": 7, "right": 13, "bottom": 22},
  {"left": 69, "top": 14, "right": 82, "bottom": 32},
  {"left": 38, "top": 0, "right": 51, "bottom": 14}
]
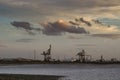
[{"left": 0, "top": 64, "right": 120, "bottom": 80}]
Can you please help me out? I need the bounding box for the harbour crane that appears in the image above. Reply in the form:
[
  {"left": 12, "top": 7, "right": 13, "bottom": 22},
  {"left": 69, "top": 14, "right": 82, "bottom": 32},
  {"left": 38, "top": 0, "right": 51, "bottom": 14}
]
[
  {"left": 76, "top": 49, "right": 92, "bottom": 62},
  {"left": 41, "top": 44, "right": 51, "bottom": 62},
  {"left": 77, "top": 49, "right": 86, "bottom": 62}
]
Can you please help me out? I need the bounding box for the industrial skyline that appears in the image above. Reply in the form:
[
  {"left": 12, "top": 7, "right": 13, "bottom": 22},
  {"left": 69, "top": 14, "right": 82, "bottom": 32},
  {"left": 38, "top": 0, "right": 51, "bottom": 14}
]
[
  {"left": 0, "top": 0, "right": 120, "bottom": 60},
  {"left": 0, "top": 44, "right": 119, "bottom": 64}
]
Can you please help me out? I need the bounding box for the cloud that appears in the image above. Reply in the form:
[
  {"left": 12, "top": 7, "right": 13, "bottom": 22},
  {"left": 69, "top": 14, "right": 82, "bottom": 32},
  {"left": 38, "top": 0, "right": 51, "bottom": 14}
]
[
  {"left": 40, "top": 20, "right": 88, "bottom": 35},
  {"left": 67, "top": 17, "right": 120, "bottom": 39},
  {"left": 11, "top": 21, "right": 32, "bottom": 30},
  {"left": 0, "top": 44, "right": 7, "bottom": 47},
  {"left": 69, "top": 17, "right": 120, "bottom": 34},
  {"left": 0, "top": 0, "right": 37, "bottom": 18},
  {"left": 0, "top": 41, "right": 7, "bottom": 48},
  {"left": 76, "top": 44, "right": 96, "bottom": 47},
  {"left": 16, "top": 38, "right": 35, "bottom": 43},
  {"left": 68, "top": 35, "right": 82, "bottom": 39},
  {"left": 92, "top": 34, "right": 120, "bottom": 39},
  {"left": 10, "top": 17, "right": 120, "bottom": 37},
  {"left": 69, "top": 18, "right": 92, "bottom": 26},
  {"left": 56, "top": 0, "right": 120, "bottom": 8},
  {"left": 98, "top": 18, "right": 120, "bottom": 27},
  {"left": 1, "top": 0, "right": 120, "bottom": 9},
  {"left": 11, "top": 21, "right": 41, "bottom": 35},
  {"left": 1, "top": 0, "right": 120, "bottom": 21}
]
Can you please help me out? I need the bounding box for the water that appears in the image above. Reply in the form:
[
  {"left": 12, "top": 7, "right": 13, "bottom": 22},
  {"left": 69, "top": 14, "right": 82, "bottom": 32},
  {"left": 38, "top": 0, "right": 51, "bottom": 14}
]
[{"left": 0, "top": 64, "right": 120, "bottom": 80}]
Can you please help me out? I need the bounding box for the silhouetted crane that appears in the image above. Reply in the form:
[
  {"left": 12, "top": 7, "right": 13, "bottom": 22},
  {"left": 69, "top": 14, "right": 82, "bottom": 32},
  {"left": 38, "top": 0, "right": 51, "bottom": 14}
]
[
  {"left": 77, "top": 49, "right": 86, "bottom": 62},
  {"left": 76, "top": 49, "right": 92, "bottom": 63},
  {"left": 41, "top": 45, "right": 51, "bottom": 62},
  {"left": 86, "top": 55, "right": 92, "bottom": 62},
  {"left": 100, "top": 55, "right": 104, "bottom": 62}
]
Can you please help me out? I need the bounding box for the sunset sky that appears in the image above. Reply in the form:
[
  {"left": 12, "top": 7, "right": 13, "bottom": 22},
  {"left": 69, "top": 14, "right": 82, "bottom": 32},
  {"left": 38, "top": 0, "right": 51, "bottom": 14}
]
[{"left": 0, "top": 0, "right": 120, "bottom": 60}]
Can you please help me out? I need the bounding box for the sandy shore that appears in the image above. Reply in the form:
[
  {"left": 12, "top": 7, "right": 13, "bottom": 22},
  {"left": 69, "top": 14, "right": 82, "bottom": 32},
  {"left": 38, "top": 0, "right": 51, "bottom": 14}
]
[{"left": 0, "top": 74, "right": 64, "bottom": 80}]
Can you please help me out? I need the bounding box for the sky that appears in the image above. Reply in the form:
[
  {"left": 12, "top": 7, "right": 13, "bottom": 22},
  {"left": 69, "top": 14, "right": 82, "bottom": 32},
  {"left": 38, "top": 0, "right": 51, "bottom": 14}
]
[{"left": 0, "top": 0, "right": 120, "bottom": 60}]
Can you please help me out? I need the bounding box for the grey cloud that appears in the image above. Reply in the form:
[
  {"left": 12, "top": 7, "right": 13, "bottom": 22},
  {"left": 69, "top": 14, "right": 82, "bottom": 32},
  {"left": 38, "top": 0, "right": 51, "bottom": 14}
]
[
  {"left": 0, "top": 0, "right": 62, "bottom": 19},
  {"left": 11, "top": 21, "right": 32, "bottom": 30},
  {"left": 41, "top": 0, "right": 120, "bottom": 10},
  {"left": 76, "top": 44, "right": 96, "bottom": 47},
  {"left": 11, "top": 20, "right": 88, "bottom": 36},
  {"left": 69, "top": 17, "right": 101, "bottom": 27},
  {"left": 41, "top": 20, "right": 88, "bottom": 36},
  {"left": 11, "top": 17, "right": 119, "bottom": 36},
  {"left": 69, "top": 21, "right": 80, "bottom": 26},
  {"left": 1, "top": 0, "right": 120, "bottom": 20},
  {"left": 16, "top": 38, "right": 35, "bottom": 43},
  {"left": 92, "top": 34, "right": 120, "bottom": 39},
  {"left": 68, "top": 35, "right": 82, "bottom": 39},
  {"left": 11, "top": 21, "right": 41, "bottom": 35},
  {"left": 0, "top": 1, "right": 38, "bottom": 18},
  {"left": 69, "top": 17, "right": 114, "bottom": 28},
  {"left": 0, "top": 41, "right": 6, "bottom": 47},
  {"left": 0, "top": 44, "right": 7, "bottom": 47},
  {"left": 79, "top": 18, "right": 92, "bottom": 26},
  {"left": 2, "top": 0, "right": 120, "bottom": 8}
]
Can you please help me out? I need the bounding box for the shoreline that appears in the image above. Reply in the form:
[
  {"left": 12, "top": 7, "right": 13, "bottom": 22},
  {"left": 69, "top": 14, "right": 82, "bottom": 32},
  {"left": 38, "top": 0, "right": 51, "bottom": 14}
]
[
  {"left": 0, "top": 62, "right": 120, "bottom": 67},
  {"left": 0, "top": 61, "right": 120, "bottom": 65},
  {"left": 0, "top": 73, "right": 64, "bottom": 80}
]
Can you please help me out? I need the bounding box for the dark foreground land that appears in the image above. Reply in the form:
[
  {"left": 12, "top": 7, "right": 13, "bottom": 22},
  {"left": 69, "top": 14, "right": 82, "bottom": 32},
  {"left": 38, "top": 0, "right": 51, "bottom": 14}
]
[
  {"left": 0, "top": 74, "right": 64, "bottom": 80},
  {"left": 0, "top": 60, "right": 120, "bottom": 65}
]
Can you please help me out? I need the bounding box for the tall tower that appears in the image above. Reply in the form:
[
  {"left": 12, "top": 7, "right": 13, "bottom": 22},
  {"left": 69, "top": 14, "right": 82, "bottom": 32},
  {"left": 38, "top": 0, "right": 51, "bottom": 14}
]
[
  {"left": 47, "top": 44, "right": 51, "bottom": 61},
  {"left": 48, "top": 44, "right": 51, "bottom": 55}
]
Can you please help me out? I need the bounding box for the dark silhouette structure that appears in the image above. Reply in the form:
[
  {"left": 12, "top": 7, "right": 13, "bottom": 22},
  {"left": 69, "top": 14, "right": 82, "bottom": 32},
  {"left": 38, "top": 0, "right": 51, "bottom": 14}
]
[
  {"left": 76, "top": 49, "right": 92, "bottom": 63},
  {"left": 41, "top": 45, "right": 51, "bottom": 62},
  {"left": 99, "top": 55, "right": 104, "bottom": 62},
  {"left": 0, "top": 44, "right": 120, "bottom": 64},
  {"left": 77, "top": 49, "right": 86, "bottom": 62},
  {"left": 85, "top": 55, "right": 92, "bottom": 62}
]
